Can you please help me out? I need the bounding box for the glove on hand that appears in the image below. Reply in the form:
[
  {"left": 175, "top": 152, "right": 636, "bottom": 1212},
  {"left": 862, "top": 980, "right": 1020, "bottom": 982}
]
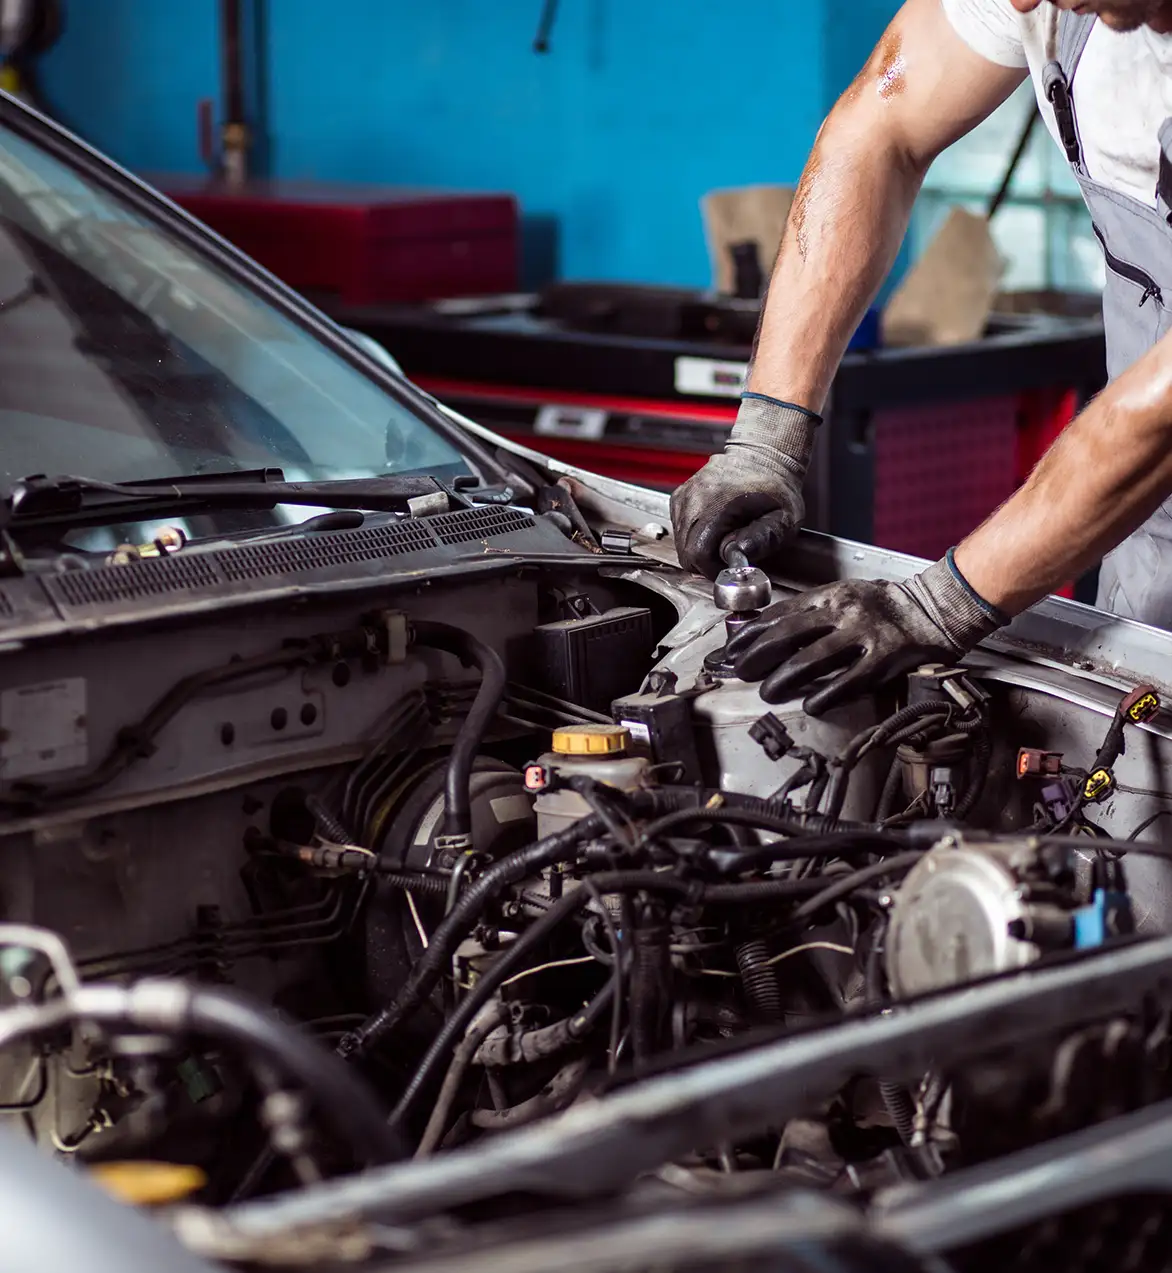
[
  {"left": 727, "top": 551, "right": 1008, "bottom": 716},
  {"left": 670, "top": 392, "right": 821, "bottom": 579}
]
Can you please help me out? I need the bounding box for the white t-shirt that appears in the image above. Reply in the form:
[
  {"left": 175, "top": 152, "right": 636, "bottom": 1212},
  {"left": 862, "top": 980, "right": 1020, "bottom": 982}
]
[{"left": 943, "top": 0, "right": 1172, "bottom": 209}]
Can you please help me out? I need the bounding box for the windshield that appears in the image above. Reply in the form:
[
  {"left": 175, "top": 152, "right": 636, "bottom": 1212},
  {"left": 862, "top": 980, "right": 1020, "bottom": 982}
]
[{"left": 0, "top": 118, "right": 468, "bottom": 538}]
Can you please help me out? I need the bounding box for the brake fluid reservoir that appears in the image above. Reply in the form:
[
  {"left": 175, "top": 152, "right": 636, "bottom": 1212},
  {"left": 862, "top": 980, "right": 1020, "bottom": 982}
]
[{"left": 532, "top": 725, "right": 651, "bottom": 838}]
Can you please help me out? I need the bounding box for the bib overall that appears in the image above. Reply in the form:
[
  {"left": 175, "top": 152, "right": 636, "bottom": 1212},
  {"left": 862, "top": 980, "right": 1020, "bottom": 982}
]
[{"left": 1045, "top": 12, "right": 1172, "bottom": 625}]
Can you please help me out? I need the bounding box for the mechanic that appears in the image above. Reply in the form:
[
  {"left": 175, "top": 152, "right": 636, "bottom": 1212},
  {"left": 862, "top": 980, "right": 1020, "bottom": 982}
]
[{"left": 672, "top": 0, "right": 1172, "bottom": 715}]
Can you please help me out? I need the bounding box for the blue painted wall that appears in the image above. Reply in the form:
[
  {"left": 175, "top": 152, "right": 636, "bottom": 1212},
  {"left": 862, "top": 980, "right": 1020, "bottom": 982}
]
[{"left": 39, "top": 0, "right": 897, "bottom": 286}]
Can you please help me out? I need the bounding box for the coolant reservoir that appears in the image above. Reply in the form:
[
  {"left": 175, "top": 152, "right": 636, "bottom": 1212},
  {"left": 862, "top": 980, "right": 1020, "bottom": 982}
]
[{"left": 533, "top": 725, "right": 652, "bottom": 838}]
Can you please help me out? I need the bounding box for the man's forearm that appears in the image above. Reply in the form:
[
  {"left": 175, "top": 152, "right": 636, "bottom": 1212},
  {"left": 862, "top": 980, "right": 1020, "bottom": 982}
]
[
  {"left": 955, "top": 337, "right": 1172, "bottom": 615},
  {"left": 748, "top": 93, "right": 925, "bottom": 411}
]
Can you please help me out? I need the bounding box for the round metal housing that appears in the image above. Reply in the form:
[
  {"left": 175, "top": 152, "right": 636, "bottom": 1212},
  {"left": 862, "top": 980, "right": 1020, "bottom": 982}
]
[
  {"left": 713, "top": 565, "right": 772, "bottom": 614},
  {"left": 886, "top": 840, "right": 1040, "bottom": 998}
]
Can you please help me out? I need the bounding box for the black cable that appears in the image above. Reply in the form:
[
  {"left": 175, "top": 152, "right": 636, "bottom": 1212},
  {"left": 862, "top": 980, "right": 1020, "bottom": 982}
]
[
  {"left": 476, "top": 981, "right": 617, "bottom": 1067},
  {"left": 790, "top": 852, "right": 925, "bottom": 924},
  {"left": 412, "top": 622, "right": 508, "bottom": 841},
  {"left": 342, "top": 695, "right": 428, "bottom": 832},
  {"left": 988, "top": 100, "right": 1040, "bottom": 219},
  {"left": 1127, "top": 809, "right": 1172, "bottom": 842},
  {"left": 571, "top": 777, "right": 637, "bottom": 851},
  {"left": 377, "top": 868, "right": 452, "bottom": 899},
  {"left": 823, "top": 704, "right": 955, "bottom": 821},
  {"left": 585, "top": 879, "right": 625, "bottom": 1075},
  {"left": 953, "top": 730, "right": 992, "bottom": 820},
  {"left": 389, "top": 870, "right": 697, "bottom": 1136},
  {"left": 696, "top": 830, "right": 909, "bottom": 874},
  {"left": 875, "top": 759, "right": 905, "bottom": 823},
  {"left": 636, "top": 804, "right": 885, "bottom": 850},
  {"left": 188, "top": 988, "right": 402, "bottom": 1162},
  {"left": 506, "top": 682, "right": 611, "bottom": 724},
  {"left": 343, "top": 812, "right": 609, "bottom": 1057},
  {"left": 416, "top": 1005, "right": 505, "bottom": 1157},
  {"left": 7, "top": 641, "right": 323, "bottom": 807},
  {"left": 704, "top": 877, "right": 830, "bottom": 903},
  {"left": 305, "top": 795, "right": 355, "bottom": 846},
  {"left": 534, "top": 0, "right": 559, "bottom": 52}
]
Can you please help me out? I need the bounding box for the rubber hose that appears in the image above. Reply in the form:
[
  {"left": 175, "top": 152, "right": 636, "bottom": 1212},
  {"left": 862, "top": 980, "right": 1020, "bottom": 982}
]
[
  {"left": 789, "top": 851, "right": 925, "bottom": 925},
  {"left": 306, "top": 795, "right": 355, "bottom": 846},
  {"left": 345, "top": 813, "right": 608, "bottom": 1056},
  {"left": 953, "top": 729, "right": 992, "bottom": 821},
  {"left": 650, "top": 785, "right": 870, "bottom": 836},
  {"left": 630, "top": 912, "right": 670, "bottom": 1061},
  {"left": 865, "top": 925, "right": 917, "bottom": 1146},
  {"left": 376, "top": 868, "right": 451, "bottom": 899},
  {"left": 415, "top": 1006, "right": 505, "bottom": 1157},
  {"left": 880, "top": 1079, "right": 918, "bottom": 1145},
  {"left": 412, "top": 621, "right": 508, "bottom": 840},
  {"left": 0, "top": 984, "right": 403, "bottom": 1165},
  {"left": 735, "top": 938, "right": 784, "bottom": 1022},
  {"left": 825, "top": 704, "right": 953, "bottom": 821},
  {"left": 704, "top": 878, "right": 828, "bottom": 903},
  {"left": 875, "top": 759, "right": 906, "bottom": 822},
  {"left": 637, "top": 801, "right": 873, "bottom": 846},
  {"left": 476, "top": 981, "right": 616, "bottom": 1066},
  {"left": 389, "top": 870, "right": 696, "bottom": 1136}
]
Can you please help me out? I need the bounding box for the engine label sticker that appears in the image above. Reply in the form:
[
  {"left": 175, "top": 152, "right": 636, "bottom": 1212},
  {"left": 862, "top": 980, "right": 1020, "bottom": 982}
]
[
  {"left": 0, "top": 678, "right": 88, "bottom": 779},
  {"left": 674, "top": 356, "right": 748, "bottom": 398},
  {"left": 490, "top": 794, "right": 533, "bottom": 825}
]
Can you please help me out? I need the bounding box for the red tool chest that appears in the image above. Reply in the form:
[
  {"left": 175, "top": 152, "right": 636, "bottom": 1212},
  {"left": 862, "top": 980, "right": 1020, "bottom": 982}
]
[{"left": 151, "top": 176, "right": 519, "bottom": 306}]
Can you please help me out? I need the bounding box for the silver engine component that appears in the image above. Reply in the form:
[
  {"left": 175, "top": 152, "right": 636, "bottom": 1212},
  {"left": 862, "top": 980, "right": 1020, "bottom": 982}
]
[
  {"left": 885, "top": 836, "right": 1120, "bottom": 998},
  {"left": 713, "top": 564, "right": 772, "bottom": 615}
]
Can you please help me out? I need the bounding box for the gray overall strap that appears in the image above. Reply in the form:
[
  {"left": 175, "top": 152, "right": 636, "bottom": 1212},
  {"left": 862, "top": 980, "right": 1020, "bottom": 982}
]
[{"left": 1041, "top": 11, "right": 1096, "bottom": 172}]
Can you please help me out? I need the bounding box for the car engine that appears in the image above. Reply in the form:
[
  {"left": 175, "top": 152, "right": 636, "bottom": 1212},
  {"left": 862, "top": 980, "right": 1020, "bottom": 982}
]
[{"left": 4, "top": 488, "right": 1172, "bottom": 1272}]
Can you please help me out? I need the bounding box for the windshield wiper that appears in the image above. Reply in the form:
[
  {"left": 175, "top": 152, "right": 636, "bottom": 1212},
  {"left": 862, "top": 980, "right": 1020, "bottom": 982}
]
[{"left": 3, "top": 468, "right": 474, "bottom": 532}]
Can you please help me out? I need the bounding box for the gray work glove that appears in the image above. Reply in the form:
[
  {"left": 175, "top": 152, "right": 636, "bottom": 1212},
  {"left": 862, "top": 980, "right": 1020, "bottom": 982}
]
[
  {"left": 727, "top": 550, "right": 1008, "bottom": 716},
  {"left": 671, "top": 392, "right": 821, "bottom": 580}
]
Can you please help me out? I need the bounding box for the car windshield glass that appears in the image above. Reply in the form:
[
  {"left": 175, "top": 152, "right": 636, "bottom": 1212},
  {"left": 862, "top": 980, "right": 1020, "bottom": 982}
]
[{"left": 0, "top": 121, "right": 468, "bottom": 515}]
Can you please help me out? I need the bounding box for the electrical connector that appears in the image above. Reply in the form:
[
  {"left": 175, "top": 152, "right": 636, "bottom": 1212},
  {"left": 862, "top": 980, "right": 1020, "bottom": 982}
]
[
  {"left": 749, "top": 714, "right": 794, "bottom": 762},
  {"left": 1016, "top": 748, "right": 1064, "bottom": 779}
]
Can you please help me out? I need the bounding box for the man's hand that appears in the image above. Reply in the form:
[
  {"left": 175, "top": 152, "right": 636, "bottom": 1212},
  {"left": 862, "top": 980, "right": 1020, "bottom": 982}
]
[
  {"left": 727, "top": 553, "right": 1007, "bottom": 715},
  {"left": 671, "top": 394, "right": 819, "bottom": 579}
]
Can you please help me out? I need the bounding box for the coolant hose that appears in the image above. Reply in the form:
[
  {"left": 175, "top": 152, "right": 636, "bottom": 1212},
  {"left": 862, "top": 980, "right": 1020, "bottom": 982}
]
[
  {"left": 343, "top": 812, "right": 610, "bottom": 1057},
  {"left": 412, "top": 621, "right": 508, "bottom": 841},
  {"left": 0, "top": 982, "right": 403, "bottom": 1165},
  {"left": 735, "top": 938, "right": 784, "bottom": 1022},
  {"left": 866, "top": 922, "right": 917, "bottom": 1146},
  {"left": 640, "top": 788, "right": 874, "bottom": 839},
  {"left": 389, "top": 869, "right": 698, "bottom": 1138}
]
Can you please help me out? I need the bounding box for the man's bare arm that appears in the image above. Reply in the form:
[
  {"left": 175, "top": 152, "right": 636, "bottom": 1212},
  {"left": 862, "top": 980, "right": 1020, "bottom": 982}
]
[
  {"left": 750, "top": 0, "right": 1024, "bottom": 410},
  {"left": 955, "top": 336, "right": 1172, "bottom": 613}
]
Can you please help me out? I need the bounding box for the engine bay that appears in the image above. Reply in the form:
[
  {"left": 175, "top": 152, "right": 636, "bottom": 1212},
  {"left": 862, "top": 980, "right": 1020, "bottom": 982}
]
[{"left": 5, "top": 495, "right": 1172, "bottom": 1271}]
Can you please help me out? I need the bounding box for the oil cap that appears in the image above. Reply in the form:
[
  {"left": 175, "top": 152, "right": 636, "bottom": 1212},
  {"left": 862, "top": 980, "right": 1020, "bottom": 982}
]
[{"left": 552, "top": 724, "right": 629, "bottom": 756}]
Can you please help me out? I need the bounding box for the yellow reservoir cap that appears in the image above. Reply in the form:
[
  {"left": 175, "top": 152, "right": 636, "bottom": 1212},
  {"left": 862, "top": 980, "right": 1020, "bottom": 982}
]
[
  {"left": 88, "top": 1162, "right": 207, "bottom": 1206},
  {"left": 551, "top": 724, "right": 629, "bottom": 756}
]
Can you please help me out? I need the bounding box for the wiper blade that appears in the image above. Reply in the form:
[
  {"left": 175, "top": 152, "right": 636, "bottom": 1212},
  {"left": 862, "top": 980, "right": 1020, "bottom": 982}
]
[{"left": 4, "top": 469, "right": 468, "bottom": 532}]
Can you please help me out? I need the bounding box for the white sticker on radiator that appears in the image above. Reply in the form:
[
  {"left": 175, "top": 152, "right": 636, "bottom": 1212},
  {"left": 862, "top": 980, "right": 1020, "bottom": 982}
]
[
  {"left": 0, "top": 678, "right": 88, "bottom": 779},
  {"left": 674, "top": 356, "right": 747, "bottom": 398}
]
